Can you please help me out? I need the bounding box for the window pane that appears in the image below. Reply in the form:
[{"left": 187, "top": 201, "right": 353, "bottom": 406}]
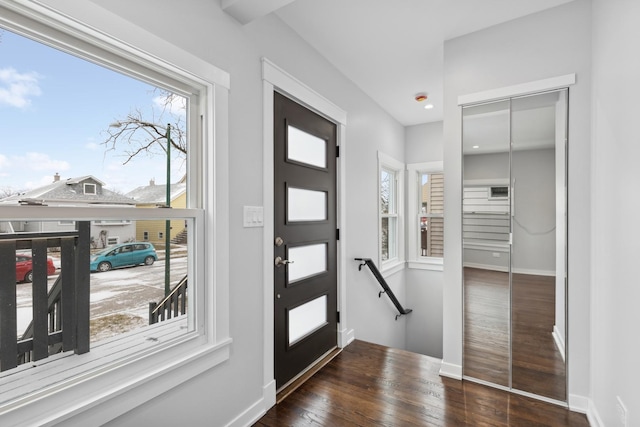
[
  {"left": 287, "top": 187, "right": 327, "bottom": 222},
  {"left": 288, "top": 295, "right": 327, "bottom": 345},
  {"left": 381, "top": 216, "right": 397, "bottom": 261},
  {"left": 287, "top": 125, "right": 327, "bottom": 168},
  {"left": 5, "top": 217, "right": 191, "bottom": 365},
  {"left": 419, "top": 172, "right": 444, "bottom": 259},
  {"left": 381, "top": 168, "right": 395, "bottom": 214},
  {"left": 0, "top": 28, "right": 187, "bottom": 199},
  {"left": 287, "top": 243, "right": 327, "bottom": 283}
]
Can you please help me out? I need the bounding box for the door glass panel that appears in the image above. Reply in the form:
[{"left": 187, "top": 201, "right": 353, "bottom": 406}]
[
  {"left": 288, "top": 295, "right": 327, "bottom": 345},
  {"left": 287, "top": 243, "right": 327, "bottom": 283},
  {"left": 288, "top": 187, "right": 327, "bottom": 222},
  {"left": 287, "top": 125, "right": 326, "bottom": 168}
]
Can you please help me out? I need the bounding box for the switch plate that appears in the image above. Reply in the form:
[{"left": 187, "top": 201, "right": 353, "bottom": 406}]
[{"left": 243, "top": 206, "right": 264, "bottom": 228}]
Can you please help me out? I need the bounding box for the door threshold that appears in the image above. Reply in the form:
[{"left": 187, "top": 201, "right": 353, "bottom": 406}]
[{"left": 276, "top": 347, "right": 342, "bottom": 404}]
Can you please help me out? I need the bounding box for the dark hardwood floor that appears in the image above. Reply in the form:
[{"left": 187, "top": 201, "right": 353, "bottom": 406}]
[{"left": 255, "top": 340, "right": 588, "bottom": 427}]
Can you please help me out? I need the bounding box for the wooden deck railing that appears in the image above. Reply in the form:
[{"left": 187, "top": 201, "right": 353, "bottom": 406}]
[{"left": 0, "top": 222, "right": 90, "bottom": 371}]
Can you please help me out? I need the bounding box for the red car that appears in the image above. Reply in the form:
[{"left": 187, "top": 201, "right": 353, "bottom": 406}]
[{"left": 15, "top": 253, "right": 57, "bottom": 283}]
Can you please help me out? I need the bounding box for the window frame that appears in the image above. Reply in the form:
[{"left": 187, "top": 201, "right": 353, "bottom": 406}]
[
  {"left": 378, "top": 152, "right": 405, "bottom": 274},
  {"left": 0, "top": 2, "right": 230, "bottom": 425},
  {"left": 407, "top": 161, "right": 444, "bottom": 271}
]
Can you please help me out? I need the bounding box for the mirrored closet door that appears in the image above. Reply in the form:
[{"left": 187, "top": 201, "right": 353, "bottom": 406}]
[{"left": 462, "top": 89, "right": 568, "bottom": 402}]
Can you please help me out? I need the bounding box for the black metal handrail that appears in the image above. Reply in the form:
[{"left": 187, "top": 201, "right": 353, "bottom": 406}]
[
  {"left": 149, "top": 275, "right": 188, "bottom": 324},
  {"left": 1, "top": 222, "right": 90, "bottom": 371},
  {"left": 355, "top": 258, "right": 412, "bottom": 320}
]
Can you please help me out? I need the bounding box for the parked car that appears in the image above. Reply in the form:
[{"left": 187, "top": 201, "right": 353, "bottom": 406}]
[
  {"left": 90, "top": 242, "right": 158, "bottom": 272},
  {"left": 16, "top": 253, "right": 57, "bottom": 283}
]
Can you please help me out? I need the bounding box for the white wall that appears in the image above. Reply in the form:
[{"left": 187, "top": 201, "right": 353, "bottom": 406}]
[
  {"left": 405, "top": 121, "right": 444, "bottom": 358},
  {"left": 28, "top": 0, "right": 407, "bottom": 425},
  {"left": 591, "top": 0, "right": 640, "bottom": 425},
  {"left": 442, "top": 0, "right": 592, "bottom": 407}
]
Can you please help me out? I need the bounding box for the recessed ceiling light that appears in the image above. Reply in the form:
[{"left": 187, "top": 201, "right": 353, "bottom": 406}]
[
  {"left": 472, "top": 145, "right": 480, "bottom": 149},
  {"left": 424, "top": 104, "right": 434, "bottom": 109}
]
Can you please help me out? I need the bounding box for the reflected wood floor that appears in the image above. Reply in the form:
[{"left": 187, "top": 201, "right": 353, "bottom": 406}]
[
  {"left": 254, "top": 340, "right": 588, "bottom": 426},
  {"left": 464, "top": 268, "right": 566, "bottom": 400}
]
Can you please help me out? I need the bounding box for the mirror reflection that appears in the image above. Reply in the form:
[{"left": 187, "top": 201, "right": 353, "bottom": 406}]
[{"left": 462, "top": 90, "right": 568, "bottom": 401}]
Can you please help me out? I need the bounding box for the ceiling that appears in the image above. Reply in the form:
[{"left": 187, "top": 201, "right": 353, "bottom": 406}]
[{"left": 225, "top": 0, "right": 574, "bottom": 126}]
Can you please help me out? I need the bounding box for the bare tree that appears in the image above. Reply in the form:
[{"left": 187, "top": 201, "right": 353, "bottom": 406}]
[
  {"left": 102, "top": 91, "right": 186, "bottom": 165},
  {"left": 0, "top": 186, "right": 20, "bottom": 199}
]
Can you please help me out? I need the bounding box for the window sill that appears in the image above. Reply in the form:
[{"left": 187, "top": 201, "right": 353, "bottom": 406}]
[
  {"left": 0, "top": 318, "right": 232, "bottom": 426},
  {"left": 408, "top": 259, "right": 443, "bottom": 272},
  {"left": 380, "top": 260, "right": 405, "bottom": 277}
]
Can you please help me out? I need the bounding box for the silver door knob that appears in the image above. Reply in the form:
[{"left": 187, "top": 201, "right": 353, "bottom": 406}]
[{"left": 275, "top": 256, "right": 294, "bottom": 267}]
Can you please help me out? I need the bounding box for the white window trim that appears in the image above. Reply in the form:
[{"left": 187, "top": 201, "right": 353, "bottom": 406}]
[
  {"left": 0, "top": 2, "right": 230, "bottom": 425},
  {"left": 378, "top": 152, "right": 405, "bottom": 274},
  {"left": 83, "top": 183, "right": 97, "bottom": 195},
  {"left": 407, "top": 161, "right": 444, "bottom": 271}
]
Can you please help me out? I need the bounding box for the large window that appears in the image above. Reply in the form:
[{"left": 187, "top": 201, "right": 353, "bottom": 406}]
[
  {"left": 0, "top": 3, "right": 229, "bottom": 425},
  {"left": 378, "top": 152, "right": 404, "bottom": 272},
  {"left": 407, "top": 162, "right": 444, "bottom": 270}
]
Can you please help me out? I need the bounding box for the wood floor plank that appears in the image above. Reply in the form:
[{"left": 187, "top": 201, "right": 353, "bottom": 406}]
[{"left": 255, "top": 340, "right": 588, "bottom": 427}]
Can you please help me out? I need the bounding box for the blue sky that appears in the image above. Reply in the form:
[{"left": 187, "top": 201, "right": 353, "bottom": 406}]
[{"left": 0, "top": 28, "right": 186, "bottom": 195}]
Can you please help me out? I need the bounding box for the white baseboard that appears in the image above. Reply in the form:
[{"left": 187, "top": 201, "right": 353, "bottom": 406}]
[
  {"left": 339, "top": 328, "right": 355, "bottom": 348},
  {"left": 227, "top": 381, "right": 276, "bottom": 427},
  {"left": 552, "top": 325, "right": 566, "bottom": 362},
  {"left": 439, "top": 361, "right": 462, "bottom": 380},
  {"left": 568, "top": 394, "right": 590, "bottom": 414},
  {"left": 586, "top": 398, "right": 604, "bottom": 427}
]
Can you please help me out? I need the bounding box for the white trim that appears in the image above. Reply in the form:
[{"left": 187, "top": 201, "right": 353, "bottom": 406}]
[
  {"left": 407, "top": 161, "right": 444, "bottom": 266},
  {"left": 458, "top": 74, "right": 576, "bottom": 105},
  {"left": 407, "top": 260, "right": 443, "bottom": 271},
  {"left": 568, "top": 394, "right": 591, "bottom": 414},
  {"left": 439, "top": 361, "right": 462, "bottom": 380},
  {"left": 261, "top": 58, "right": 348, "bottom": 410},
  {"left": 378, "top": 152, "right": 405, "bottom": 269},
  {"left": 585, "top": 399, "right": 604, "bottom": 427},
  {"left": 380, "top": 260, "right": 405, "bottom": 277},
  {"left": 552, "top": 325, "right": 566, "bottom": 362},
  {"left": 224, "top": 381, "right": 275, "bottom": 427}
]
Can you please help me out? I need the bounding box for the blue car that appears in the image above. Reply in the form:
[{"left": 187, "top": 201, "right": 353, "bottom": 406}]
[{"left": 90, "top": 242, "right": 158, "bottom": 272}]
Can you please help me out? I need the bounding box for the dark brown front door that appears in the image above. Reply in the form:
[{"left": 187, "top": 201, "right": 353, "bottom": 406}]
[{"left": 274, "top": 92, "right": 337, "bottom": 389}]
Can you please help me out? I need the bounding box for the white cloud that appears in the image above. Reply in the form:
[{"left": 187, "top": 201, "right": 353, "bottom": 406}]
[
  {"left": 0, "top": 154, "right": 9, "bottom": 170},
  {"left": 153, "top": 94, "right": 186, "bottom": 118},
  {"left": 0, "top": 67, "right": 42, "bottom": 109},
  {"left": 14, "top": 152, "right": 71, "bottom": 172},
  {"left": 24, "top": 174, "right": 59, "bottom": 189},
  {"left": 85, "top": 141, "right": 100, "bottom": 151}
]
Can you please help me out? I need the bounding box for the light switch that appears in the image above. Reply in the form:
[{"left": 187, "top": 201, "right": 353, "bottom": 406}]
[{"left": 243, "top": 206, "right": 264, "bottom": 227}]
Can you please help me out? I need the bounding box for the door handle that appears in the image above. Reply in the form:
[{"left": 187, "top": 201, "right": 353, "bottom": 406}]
[{"left": 275, "top": 256, "right": 294, "bottom": 267}]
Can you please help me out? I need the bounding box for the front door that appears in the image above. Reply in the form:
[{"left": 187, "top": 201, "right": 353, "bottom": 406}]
[{"left": 274, "top": 92, "right": 338, "bottom": 389}]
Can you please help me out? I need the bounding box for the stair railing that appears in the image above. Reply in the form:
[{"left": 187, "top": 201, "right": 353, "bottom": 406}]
[
  {"left": 355, "top": 258, "right": 412, "bottom": 320},
  {"left": 149, "top": 275, "right": 188, "bottom": 324}
]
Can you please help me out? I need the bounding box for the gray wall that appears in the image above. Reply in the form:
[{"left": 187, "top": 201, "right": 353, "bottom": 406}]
[
  {"left": 591, "top": 0, "right": 640, "bottom": 424},
  {"left": 443, "top": 0, "right": 591, "bottom": 407},
  {"left": 405, "top": 121, "right": 444, "bottom": 358}
]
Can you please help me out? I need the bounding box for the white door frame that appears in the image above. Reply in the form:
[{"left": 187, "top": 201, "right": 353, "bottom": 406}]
[{"left": 261, "top": 58, "right": 350, "bottom": 407}]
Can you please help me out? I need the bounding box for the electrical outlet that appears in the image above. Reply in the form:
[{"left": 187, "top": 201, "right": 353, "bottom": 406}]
[
  {"left": 492, "top": 252, "right": 500, "bottom": 258},
  {"left": 616, "top": 396, "right": 628, "bottom": 427}
]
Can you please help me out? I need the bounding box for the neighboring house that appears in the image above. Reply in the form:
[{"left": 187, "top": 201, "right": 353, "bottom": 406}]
[
  {"left": 0, "top": 174, "right": 136, "bottom": 247},
  {"left": 125, "top": 179, "right": 187, "bottom": 245}
]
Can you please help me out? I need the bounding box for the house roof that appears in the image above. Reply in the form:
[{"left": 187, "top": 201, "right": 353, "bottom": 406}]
[
  {"left": 0, "top": 175, "right": 136, "bottom": 205},
  {"left": 125, "top": 182, "right": 186, "bottom": 205}
]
